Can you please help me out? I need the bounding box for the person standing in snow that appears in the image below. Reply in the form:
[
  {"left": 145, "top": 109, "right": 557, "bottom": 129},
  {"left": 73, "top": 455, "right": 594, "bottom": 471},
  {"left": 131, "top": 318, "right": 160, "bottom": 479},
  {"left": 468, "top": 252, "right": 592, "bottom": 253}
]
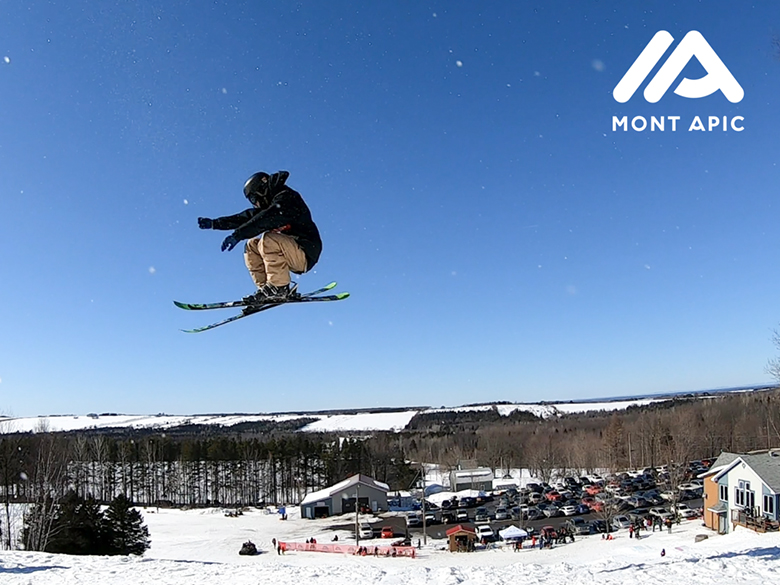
[{"left": 198, "top": 170, "right": 322, "bottom": 303}]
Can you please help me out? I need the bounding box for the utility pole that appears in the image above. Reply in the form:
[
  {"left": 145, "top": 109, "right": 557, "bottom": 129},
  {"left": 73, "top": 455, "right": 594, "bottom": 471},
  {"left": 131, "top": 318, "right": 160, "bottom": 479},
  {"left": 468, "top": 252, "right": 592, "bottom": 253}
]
[
  {"left": 421, "top": 463, "right": 427, "bottom": 546},
  {"left": 355, "top": 482, "right": 360, "bottom": 547}
]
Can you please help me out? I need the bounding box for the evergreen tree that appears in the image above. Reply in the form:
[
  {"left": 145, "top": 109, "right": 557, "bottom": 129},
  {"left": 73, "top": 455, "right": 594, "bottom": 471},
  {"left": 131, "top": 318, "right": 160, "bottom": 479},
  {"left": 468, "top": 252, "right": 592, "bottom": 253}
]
[
  {"left": 103, "top": 494, "right": 150, "bottom": 555},
  {"left": 46, "top": 491, "right": 107, "bottom": 555}
]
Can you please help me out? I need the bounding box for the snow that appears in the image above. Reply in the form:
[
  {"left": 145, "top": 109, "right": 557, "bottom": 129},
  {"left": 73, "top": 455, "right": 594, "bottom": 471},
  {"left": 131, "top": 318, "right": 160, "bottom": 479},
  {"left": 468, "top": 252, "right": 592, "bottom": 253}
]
[
  {"left": 0, "top": 398, "right": 675, "bottom": 435},
  {"left": 1, "top": 504, "right": 779, "bottom": 584},
  {"left": 299, "top": 411, "right": 418, "bottom": 433}
]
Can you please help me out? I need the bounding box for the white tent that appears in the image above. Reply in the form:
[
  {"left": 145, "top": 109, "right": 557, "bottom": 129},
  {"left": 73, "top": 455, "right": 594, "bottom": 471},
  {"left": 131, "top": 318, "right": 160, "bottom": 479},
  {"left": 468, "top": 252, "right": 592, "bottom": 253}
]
[{"left": 499, "top": 525, "right": 528, "bottom": 541}]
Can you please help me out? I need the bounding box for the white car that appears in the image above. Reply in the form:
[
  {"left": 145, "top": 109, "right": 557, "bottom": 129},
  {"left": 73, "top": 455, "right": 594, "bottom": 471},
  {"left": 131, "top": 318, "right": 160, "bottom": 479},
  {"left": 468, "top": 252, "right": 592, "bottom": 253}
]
[
  {"left": 649, "top": 507, "right": 674, "bottom": 521},
  {"left": 358, "top": 523, "right": 374, "bottom": 539},
  {"left": 612, "top": 515, "right": 631, "bottom": 530},
  {"left": 475, "top": 524, "right": 495, "bottom": 542},
  {"left": 527, "top": 493, "right": 543, "bottom": 504},
  {"left": 674, "top": 504, "right": 699, "bottom": 519},
  {"left": 559, "top": 505, "right": 578, "bottom": 517}
]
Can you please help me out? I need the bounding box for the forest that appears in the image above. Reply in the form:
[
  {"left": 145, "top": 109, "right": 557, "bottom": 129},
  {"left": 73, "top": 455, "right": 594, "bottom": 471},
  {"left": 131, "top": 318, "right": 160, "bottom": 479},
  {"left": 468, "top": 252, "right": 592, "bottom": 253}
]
[{"left": 2, "top": 387, "right": 780, "bottom": 549}]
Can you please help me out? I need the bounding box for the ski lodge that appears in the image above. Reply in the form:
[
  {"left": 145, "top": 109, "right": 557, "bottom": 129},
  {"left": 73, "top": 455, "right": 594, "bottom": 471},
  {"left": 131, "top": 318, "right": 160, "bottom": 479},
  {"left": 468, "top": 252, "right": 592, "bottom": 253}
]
[{"left": 300, "top": 473, "right": 389, "bottom": 519}]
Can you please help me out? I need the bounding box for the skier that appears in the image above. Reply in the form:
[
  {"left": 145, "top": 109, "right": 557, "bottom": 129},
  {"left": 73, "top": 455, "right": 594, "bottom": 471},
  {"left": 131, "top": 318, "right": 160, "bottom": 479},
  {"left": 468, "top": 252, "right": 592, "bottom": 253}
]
[{"left": 197, "top": 170, "right": 322, "bottom": 303}]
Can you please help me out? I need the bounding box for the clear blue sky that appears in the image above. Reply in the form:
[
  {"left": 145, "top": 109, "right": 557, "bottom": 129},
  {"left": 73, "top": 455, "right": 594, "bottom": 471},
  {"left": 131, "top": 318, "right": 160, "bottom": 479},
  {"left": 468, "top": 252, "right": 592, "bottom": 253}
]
[{"left": 1, "top": 1, "right": 778, "bottom": 417}]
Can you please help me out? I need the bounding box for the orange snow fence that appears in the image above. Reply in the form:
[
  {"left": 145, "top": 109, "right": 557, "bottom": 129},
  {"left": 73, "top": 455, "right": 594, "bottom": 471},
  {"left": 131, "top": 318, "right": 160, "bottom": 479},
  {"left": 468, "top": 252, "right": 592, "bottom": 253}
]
[{"left": 279, "top": 542, "right": 416, "bottom": 558}]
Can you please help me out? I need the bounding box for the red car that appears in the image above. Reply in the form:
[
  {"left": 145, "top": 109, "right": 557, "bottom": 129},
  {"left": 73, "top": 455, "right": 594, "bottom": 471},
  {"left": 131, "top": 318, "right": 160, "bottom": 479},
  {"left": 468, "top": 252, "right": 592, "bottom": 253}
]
[
  {"left": 380, "top": 526, "right": 394, "bottom": 538},
  {"left": 589, "top": 501, "right": 604, "bottom": 512}
]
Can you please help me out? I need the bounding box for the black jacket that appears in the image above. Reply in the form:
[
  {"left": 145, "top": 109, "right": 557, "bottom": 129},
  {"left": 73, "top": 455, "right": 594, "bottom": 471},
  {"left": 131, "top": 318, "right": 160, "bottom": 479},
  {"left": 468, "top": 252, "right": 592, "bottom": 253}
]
[{"left": 211, "top": 184, "right": 322, "bottom": 271}]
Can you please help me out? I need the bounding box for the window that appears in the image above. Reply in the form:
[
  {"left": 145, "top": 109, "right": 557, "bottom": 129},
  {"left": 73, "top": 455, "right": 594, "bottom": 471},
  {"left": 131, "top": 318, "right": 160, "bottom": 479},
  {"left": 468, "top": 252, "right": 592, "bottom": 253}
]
[
  {"left": 764, "top": 495, "right": 775, "bottom": 516},
  {"left": 719, "top": 484, "right": 728, "bottom": 502},
  {"left": 735, "top": 481, "right": 755, "bottom": 509}
]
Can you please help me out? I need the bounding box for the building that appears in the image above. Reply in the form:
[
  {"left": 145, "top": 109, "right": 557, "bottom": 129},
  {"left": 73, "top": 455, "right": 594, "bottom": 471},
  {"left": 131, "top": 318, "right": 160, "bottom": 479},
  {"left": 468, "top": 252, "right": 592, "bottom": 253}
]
[
  {"left": 445, "top": 524, "right": 476, "bottom": 552},
  {"left": 300, "top": 474, "right": 389, "bottom": 519},
  {"left": 449, "top": 468, "right": 495, "bottom": 492},
  {"left": 701, "top": 450, "right": 780, "bottom": 534}
]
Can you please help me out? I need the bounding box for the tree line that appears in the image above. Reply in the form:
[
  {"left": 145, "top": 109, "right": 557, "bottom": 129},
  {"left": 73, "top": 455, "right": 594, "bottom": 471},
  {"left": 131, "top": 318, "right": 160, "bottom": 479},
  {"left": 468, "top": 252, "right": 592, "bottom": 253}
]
[{"left": 2, "top": 387, "right": 780, "bottom": 549}]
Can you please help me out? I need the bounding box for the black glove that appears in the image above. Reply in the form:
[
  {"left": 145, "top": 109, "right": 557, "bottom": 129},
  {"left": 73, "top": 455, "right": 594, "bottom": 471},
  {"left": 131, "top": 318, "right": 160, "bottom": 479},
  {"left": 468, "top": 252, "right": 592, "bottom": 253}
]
[
  {"left": 221, "top": 234, "right": 239, "bottom": 252},
  {"left": 198, "top": 217, "right": 213, "bottom": 229}
]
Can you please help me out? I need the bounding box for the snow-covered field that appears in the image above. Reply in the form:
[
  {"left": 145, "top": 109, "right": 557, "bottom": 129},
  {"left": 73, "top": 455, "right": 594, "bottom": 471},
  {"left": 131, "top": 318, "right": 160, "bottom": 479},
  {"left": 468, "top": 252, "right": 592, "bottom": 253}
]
[
  {"left": 0, "top": 398, "right": 671, "bottom": 435},
  {"left": 2, "top": 504, "right": 778, "bottom": 584}
]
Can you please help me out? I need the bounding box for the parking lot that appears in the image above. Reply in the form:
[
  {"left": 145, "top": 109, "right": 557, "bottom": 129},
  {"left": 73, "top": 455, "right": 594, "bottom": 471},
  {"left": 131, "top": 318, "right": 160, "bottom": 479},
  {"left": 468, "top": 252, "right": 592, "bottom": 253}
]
[{"left": 347, "top": 469, "right": 707, "bottom": 543}]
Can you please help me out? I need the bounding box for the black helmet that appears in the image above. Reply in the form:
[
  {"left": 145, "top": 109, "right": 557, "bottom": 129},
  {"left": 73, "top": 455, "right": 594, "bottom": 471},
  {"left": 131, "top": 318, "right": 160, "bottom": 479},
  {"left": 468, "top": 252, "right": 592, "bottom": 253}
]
[
  {"left": 243, "top": 172, "right": 270, "bottom": 203},
  {"left": 243, "top": 171, "right": 290, "bottom": 205}
]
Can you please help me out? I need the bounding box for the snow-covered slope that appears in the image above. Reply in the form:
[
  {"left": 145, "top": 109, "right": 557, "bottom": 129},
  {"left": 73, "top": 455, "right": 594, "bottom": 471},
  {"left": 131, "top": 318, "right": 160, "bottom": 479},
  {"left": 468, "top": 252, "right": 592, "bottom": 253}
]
[
  {"left": 0, "top": 397, "right": 672, "bottom": 434},
  {"left": 1, "top": 504, "right": 778, "bottom": 585}
]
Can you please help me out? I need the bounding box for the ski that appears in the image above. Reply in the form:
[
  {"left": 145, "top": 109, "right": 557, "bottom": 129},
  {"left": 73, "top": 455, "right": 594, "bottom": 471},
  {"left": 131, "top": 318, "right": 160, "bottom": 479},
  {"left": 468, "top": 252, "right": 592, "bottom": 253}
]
[
  {"left": 174, "top": 282, "right": 337, "bottom": 311},
  {"left": 179, "top": 292, "right": 350, "bottom": 333}
]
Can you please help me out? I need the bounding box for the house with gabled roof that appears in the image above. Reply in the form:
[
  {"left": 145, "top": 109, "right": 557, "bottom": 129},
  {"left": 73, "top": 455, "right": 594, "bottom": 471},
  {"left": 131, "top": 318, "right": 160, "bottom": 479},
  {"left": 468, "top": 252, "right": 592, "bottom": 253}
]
[
  {"left": 700, "top": 449, "right": 780, "bottom": 534},
  {"left": 300, "top": 473, "right": 389, "bottom": 519}
]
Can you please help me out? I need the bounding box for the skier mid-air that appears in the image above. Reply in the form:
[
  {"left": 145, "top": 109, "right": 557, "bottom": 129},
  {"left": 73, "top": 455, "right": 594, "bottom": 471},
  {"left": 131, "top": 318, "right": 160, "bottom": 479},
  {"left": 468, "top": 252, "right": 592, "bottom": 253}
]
[
  {"left": 174, "top": 170, "right": 347, "bottom": 332},
  {"left": 198, "top": 170, "right": 321, "bottom": 303}
]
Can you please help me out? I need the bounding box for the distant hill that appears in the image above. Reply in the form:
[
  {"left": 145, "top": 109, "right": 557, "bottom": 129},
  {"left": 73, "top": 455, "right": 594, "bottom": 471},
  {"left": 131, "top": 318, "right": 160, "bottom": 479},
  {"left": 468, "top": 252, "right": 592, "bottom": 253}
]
[{"left": 1, "top": 384, "right": 773, "bottom": 436}]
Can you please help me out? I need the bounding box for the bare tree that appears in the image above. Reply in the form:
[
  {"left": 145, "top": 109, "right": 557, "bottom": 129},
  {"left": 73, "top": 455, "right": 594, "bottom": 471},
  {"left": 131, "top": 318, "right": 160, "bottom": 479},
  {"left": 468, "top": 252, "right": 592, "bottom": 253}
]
[
  {"left": 767, "top": 328, "right": 780, "bottom": 384},
  {"left": 602, "top": 414, "right": 627, "bottom": 471},
  {"left": 23, "top": 424, "right": 70, "bottom": 551},
  {"left": 596, "top": 496, "right": 624, "bottom": 534},
  {"left": 657, "top": 410, "right": 696, "bottom": 529},
  {"left": 0, "top": 419, "right": 25, "bottom": 550},
  {"left": 527, "top": 433, "right": 560, "bottom": 484}
]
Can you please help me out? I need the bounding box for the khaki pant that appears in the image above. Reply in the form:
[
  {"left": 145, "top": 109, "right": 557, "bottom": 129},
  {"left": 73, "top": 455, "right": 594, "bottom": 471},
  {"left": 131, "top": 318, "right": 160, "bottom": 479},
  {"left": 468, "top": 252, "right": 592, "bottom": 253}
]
[{"left": 243, "top": 232, "right": 307, "bottom": 288}]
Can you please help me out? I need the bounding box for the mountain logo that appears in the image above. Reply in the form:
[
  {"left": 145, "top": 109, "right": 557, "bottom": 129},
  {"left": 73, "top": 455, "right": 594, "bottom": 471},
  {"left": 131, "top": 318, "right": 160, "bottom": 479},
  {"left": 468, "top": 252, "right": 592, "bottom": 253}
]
[{"left": 613, "top": 30, "right": 743, "bottom": 103}]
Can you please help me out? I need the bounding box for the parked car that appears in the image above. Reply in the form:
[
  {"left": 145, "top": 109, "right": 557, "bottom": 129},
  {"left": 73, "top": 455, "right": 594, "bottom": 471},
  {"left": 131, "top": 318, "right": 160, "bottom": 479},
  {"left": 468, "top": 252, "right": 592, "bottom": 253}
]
[
  {"left": 564, "top": 517, "right": 590, "bottom": 535},
  {"left": 425, "top": 512, "right": 439, "bottom": 525},
  {"left": 574, "top": 504, "right": 590, "bottom": 515},
  {"left": 559, "top": 505, "right": 578, "bottom": 517},
  {"left": 588, "top": 519, "right": 609, "bottom": 534},
  {"left": 527, "top": 492, "right": 543, "bottom": 504},
  {"left": 493, "top": 507, "right": 509, "bottom": 521},
  {"left": 625, "top": 496, "right": 649, "bottom": 509},
  {"left": 612, "top": 515, "right": 632, "bottom": 530},
  {"left": 359, "top": 523, "right": 374, "bottom": 539},
  {"left": 526, "top": 507, "right": 544, "bottom": 521},
  {"left": 546, "top": 491, "right": 563, "bottom": 502},
  {"left": 679, "top": 489, "right": 702, "bottom": 501},
  {"left": 628, "top": 508, "right": 650, "bottom": 523},
  {"left": 475, "top": 509, "right": 490, "bottom": 523},
  {"left": 456, "top": 509, "right": 470, "bottom": 522},
  {"left": 475, "top": 524, "right": 495, "bottom": 542},
  {"left": 406, "top": 512, "right": 421, "bottom": 527},
  {"left": 380, "top": 526, "right": 394, "bottom": 538},
  {"left": 649, "top": 507, "right": 674, "bottom": 521},
  {"left": 674, "top": 503, "right": 700, "bottom": 519}
]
